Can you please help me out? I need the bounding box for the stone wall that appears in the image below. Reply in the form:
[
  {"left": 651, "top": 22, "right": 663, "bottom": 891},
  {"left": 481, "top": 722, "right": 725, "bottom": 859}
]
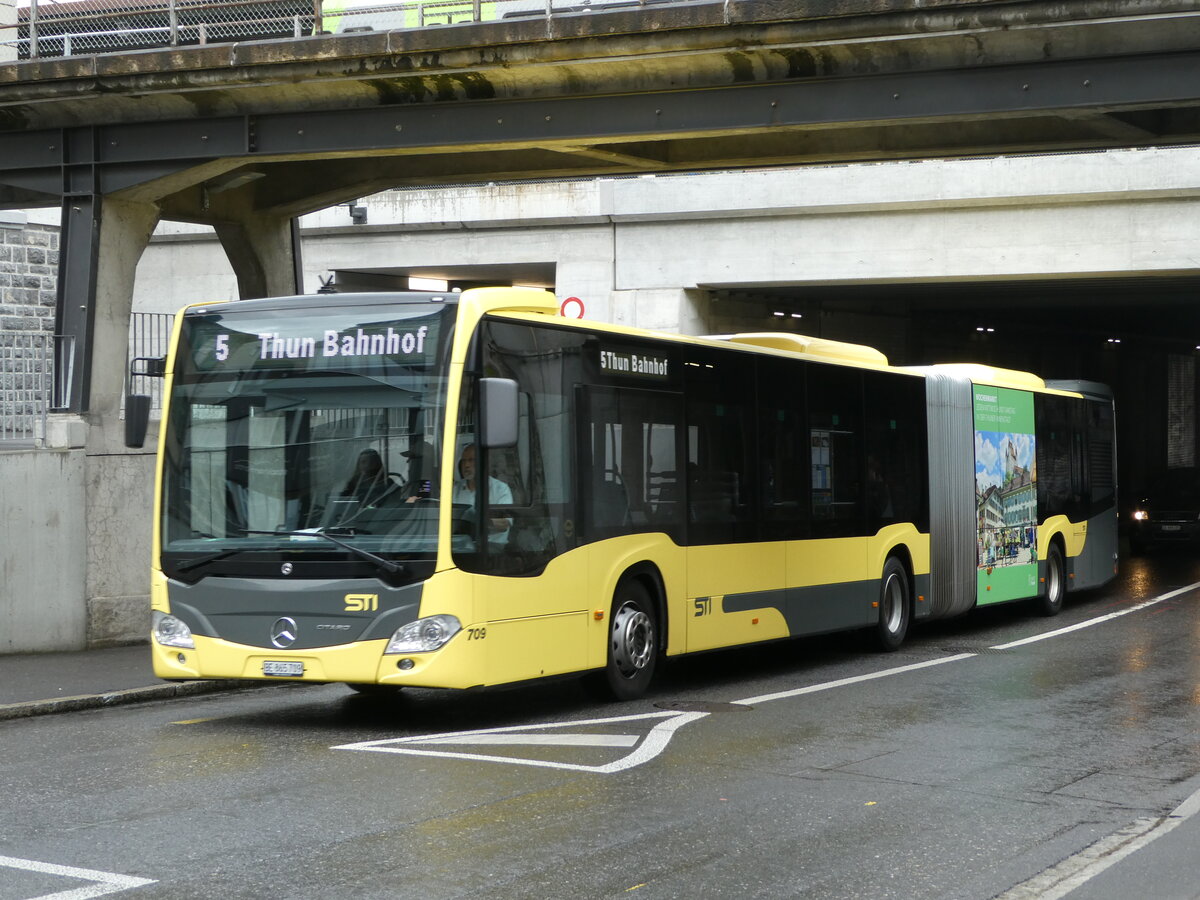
[{"left": 0, "top": 213, "right": 59, "bottom": 332}]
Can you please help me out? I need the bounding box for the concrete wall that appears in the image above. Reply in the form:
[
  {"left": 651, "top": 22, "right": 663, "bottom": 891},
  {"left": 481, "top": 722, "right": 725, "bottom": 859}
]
[
  {"left": 132, "top": 146, "right": 1200, "bottom": 330},
  {"left": 0, "top": 447, "right": 89, "bottom": 652}
]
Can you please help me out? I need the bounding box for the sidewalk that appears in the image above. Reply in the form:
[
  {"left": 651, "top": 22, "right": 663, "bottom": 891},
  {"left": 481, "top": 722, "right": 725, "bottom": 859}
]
[{"left": 0, "top": 643, "right": 266, "bottom": 721}]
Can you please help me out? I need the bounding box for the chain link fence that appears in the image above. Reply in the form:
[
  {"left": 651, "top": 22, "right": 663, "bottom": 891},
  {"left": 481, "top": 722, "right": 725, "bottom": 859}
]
[
  {"left": 2, "top": 0, "right": 695, "bottom": 60},
  {"left": 0, "top": 332, "right": 74, "bottom": 446}
]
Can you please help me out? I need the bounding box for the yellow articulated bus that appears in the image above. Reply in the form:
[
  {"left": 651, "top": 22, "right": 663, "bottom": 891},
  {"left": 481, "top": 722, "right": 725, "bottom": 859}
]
[{"left": 132, "top": 287, "right": 1117, "bottom": 700}]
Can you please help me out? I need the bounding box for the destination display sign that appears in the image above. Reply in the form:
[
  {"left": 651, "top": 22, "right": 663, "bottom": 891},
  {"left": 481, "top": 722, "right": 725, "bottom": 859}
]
[
  {"left": 598, "top": 347, "right": 671, "bottom": 380},
  {"left": 180, "top": 306, "right": 453, "bottom": 376}
]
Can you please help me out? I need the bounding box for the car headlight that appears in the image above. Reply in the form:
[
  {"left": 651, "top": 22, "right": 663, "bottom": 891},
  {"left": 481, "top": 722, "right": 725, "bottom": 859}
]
[
  {"left": 1132, "top": 510, "right": 1149, "bottom": 521},
  {"left": 385, "top": 615, "right": 462, "bottom": 654},
  {"left": 152, "top": 611, "right": 195, "bottom": 649}
]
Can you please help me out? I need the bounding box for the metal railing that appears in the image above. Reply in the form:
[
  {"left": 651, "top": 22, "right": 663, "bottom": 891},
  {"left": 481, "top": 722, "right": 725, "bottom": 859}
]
[
  {"left": 126, "top": 311, "right": 174, "bottom": 417},
  {"left": 1, "top": 0, "right": 696, "bottom": 60},
  {"left": 0, "top": 331, "right": 74, "bottom": 446}
]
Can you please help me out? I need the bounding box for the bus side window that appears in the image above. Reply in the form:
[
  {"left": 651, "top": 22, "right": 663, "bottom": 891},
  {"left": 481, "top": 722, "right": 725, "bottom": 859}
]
[
  {"left": 808, "top": 365, "right": 864, "bottom": 538},
  {"left": 758, "top": 358, "right": 808, "bottom": 541},
  {"left": 581, "top": 386, "right": 683, "bottom": 542},
  {"left": 685, "top": 349, "right": 755, "bottom": 544}
]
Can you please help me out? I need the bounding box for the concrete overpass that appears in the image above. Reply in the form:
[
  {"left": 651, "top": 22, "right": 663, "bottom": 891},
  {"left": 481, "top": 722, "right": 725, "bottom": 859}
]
[{"left": 4, "top": 0, "right": 1200, "bottom": 418}]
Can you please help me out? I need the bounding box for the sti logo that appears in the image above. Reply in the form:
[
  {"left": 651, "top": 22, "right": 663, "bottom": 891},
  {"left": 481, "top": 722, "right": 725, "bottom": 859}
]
[{"left": 344, "top": 594, "right": 379, "bottom": 612}]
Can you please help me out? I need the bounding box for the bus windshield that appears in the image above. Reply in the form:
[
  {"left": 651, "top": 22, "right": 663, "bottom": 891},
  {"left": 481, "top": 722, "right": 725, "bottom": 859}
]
[{"left": 160, "top": 298, "right": 456, "bottom": 581}]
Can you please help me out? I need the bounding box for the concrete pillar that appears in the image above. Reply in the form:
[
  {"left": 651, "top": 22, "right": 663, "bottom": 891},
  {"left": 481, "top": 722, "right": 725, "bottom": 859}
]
[
  {"left": 84, "top": 198, "right": 162, "bottom": 646},
  {"left": 215, "top": 213, "right": 302, "bottom": 300},
  {"left": 85, "top": 197, "right": 161, "bottom": 454},
  {"left": 0, "top": 0, "right": 16, "bottom": 63}
]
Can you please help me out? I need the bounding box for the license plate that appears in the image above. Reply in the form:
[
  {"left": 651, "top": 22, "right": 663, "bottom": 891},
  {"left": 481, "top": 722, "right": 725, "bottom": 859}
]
[
  {"left": 263, "top": 660, "right": 304, "bottom": 677},
  {"left": 1162, "top": 525, "right": 1181, "bottom": 532}
]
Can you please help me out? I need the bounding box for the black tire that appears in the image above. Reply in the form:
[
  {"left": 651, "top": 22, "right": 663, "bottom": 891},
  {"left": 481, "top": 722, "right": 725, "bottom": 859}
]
[
  {"left": 1037, "top": 542, "right": 1066, "bottom": 617},
  {"left": 872, "top": 556, "right": 911, "bottom": 652},
  {"left": 597, "top": 579, "right": 659, "bottom": 701}
]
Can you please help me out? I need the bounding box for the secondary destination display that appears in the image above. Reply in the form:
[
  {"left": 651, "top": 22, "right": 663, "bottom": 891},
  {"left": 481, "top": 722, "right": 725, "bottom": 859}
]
[{"left": 598, "top": 347, "right": 671, "bottom": 379}]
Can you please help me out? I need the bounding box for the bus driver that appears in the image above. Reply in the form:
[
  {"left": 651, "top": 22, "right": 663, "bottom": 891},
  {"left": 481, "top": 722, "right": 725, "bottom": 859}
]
[{"left": 453, "top": 443, "right": 512, "bottom": 546}]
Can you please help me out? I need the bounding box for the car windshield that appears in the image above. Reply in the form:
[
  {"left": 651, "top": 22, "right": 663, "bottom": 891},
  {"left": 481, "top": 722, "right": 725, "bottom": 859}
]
[{"left": 160, "top": 298, "right": 456, "bottom": 577}]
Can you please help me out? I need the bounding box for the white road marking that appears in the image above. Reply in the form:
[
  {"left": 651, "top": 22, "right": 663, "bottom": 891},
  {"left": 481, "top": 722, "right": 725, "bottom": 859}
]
[
  {"left": 333, "top": 710, "right": 709, "bottom": 773},
  {"left": 734, "top": 654, "right": 978, "bottom": 706},
  {"left": 995, "top": 785, "right": 1200, "bottom": 900},
  {"left": 990, "top": 581, "right": 1200, "bottom": 650},
  {"left": 0, "top": 855, "right": 155, "bottom": 900},
  {"left": 415, "top": 733, "right": 641, "bottom": 748}
]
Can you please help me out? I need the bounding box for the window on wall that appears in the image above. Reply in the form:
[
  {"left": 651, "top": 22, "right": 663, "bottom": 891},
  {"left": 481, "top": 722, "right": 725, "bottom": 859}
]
[{"left": 1167, "top": 353, "right": 1196, "bottom": 469}]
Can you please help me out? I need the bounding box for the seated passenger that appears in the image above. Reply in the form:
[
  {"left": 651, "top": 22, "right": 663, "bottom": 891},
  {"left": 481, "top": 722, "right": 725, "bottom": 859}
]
[{"left": 342, "top": 449, "right": 390, "bottom": 506}]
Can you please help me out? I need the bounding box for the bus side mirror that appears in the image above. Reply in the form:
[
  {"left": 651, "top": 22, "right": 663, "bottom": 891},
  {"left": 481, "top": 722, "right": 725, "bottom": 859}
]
[
  {"left": 125, "top": 394, "right": 152, "bottom": 448},
  {"left": 480, "top": 377, "right": 518, "bottom": 449}
]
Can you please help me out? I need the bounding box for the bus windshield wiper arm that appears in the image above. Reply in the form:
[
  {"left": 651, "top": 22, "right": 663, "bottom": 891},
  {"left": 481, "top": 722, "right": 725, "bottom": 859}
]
[
  {"left": 240, "top": 529, "right": 405, "bottom": 575},
  {"left": 173, "top": 547, "right": 245, "bottom": 574}
]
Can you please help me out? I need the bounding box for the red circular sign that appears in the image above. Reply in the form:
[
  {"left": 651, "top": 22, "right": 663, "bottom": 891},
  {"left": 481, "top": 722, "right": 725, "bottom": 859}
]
[{"left": 559, "top": 297, "right": 586, "bottom": 319}]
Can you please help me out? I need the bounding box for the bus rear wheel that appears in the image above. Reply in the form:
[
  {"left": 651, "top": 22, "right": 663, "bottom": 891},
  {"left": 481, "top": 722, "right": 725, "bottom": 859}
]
[
  {"left": 1037, "top": 542, "right": 1066, "bottom": 617},
  {"left": 597, "top": 579, "right": 659, "bottom": 701},
  {"left": 872, "top": 557, "right": 911, "bottom": 652}
]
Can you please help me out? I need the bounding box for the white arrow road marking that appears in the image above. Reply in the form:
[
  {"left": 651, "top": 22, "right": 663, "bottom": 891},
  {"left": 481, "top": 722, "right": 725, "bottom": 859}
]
[
  {"left": 333, "top": 710, "right": 709, "bottom": 773},
  {"left": 0, "top": 855, "right": 156, "bottom": 900}
]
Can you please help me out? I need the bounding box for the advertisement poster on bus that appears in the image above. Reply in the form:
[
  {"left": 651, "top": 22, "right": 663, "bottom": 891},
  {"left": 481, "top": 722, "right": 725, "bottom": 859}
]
[{"left": 973, "top": 387, "right": 1038, "bottom": 605}]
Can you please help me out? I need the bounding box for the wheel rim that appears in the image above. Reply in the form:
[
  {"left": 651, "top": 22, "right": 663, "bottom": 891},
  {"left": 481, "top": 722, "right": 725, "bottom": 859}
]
[
  {"left": 1048, "top": 554, "right": 1063, "bottom": 604},
  {"left": 611, "top": 601, "right": 654, "bottom": 679},
  {"left": 881, "top": 573, "right": 905, "bottom": 635}
]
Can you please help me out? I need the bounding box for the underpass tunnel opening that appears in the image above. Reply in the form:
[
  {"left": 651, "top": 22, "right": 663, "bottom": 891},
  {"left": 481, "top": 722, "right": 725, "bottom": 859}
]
[{"left": 705, "top": 276, "right": 1200, "bottom": 532}]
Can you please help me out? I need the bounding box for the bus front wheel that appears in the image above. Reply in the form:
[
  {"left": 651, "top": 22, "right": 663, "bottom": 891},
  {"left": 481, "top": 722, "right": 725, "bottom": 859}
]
[
  {"left": 598, "top": 579, "right": 659, "bottom": 701},
  {"left": 873, "top": 557, "right": 911, "bottom": 652}
]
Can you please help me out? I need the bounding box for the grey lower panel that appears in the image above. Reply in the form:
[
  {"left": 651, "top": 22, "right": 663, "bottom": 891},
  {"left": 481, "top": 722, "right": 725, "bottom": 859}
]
[
  {"left": 167, "top": 577, "right": 422, "bottom": 650},
  {"left": 1072, "top": 510, "right": 1120, "bottom": 592},
  {"left": 723, "top": 579, "right": 877, "bottom": 637}
]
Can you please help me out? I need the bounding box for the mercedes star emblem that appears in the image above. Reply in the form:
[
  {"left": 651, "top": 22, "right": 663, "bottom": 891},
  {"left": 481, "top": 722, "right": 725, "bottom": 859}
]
[{"left": 270, "top": 617, "right": 298, "bottom": 648}]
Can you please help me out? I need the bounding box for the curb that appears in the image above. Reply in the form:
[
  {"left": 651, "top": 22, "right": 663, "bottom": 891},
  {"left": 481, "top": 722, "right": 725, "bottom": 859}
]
[{"left": 0, "top": 679, "right": 279, "bottom": 722}]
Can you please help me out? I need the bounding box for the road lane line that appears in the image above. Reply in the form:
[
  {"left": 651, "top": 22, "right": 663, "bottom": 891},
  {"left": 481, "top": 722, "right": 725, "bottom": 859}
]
[
  {"left": 0, "top": 855, "right": 156, "bottom": 899},
  {"left": 995, "top": 784, "right": 1200, "bottom": 900},
  {"left": 990, "top": 581, "right": 1200, "bottom": 650},
  {"left": 734, "top": 653, "right": 978, "bottom": 707}
]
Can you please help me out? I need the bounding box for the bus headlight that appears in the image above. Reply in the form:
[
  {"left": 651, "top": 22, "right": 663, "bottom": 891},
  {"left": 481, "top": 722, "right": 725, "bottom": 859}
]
[
  {"left": 1132, "top": 509, "right": 1148, "bottom": 521},
  {"left": 385, "top": 615, "right": 462, "bottom": 654},
  {"left": 152, "top": 611, "right": 195, "bottom": 649}
]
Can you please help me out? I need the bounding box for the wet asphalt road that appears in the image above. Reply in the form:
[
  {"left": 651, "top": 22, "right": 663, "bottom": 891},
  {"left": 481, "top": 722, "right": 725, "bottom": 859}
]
[{"left": 2, "top": 552, "right": 1199, "bottom": 899}]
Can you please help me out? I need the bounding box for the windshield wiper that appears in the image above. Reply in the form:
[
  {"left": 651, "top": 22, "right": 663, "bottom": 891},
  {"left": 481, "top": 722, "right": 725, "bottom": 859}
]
[
  {"left": 173, "top": 547, "right": 247, "bottom": 574},
  {"left": 240, "top": 529, "right": 406, "bottom": 575}
]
